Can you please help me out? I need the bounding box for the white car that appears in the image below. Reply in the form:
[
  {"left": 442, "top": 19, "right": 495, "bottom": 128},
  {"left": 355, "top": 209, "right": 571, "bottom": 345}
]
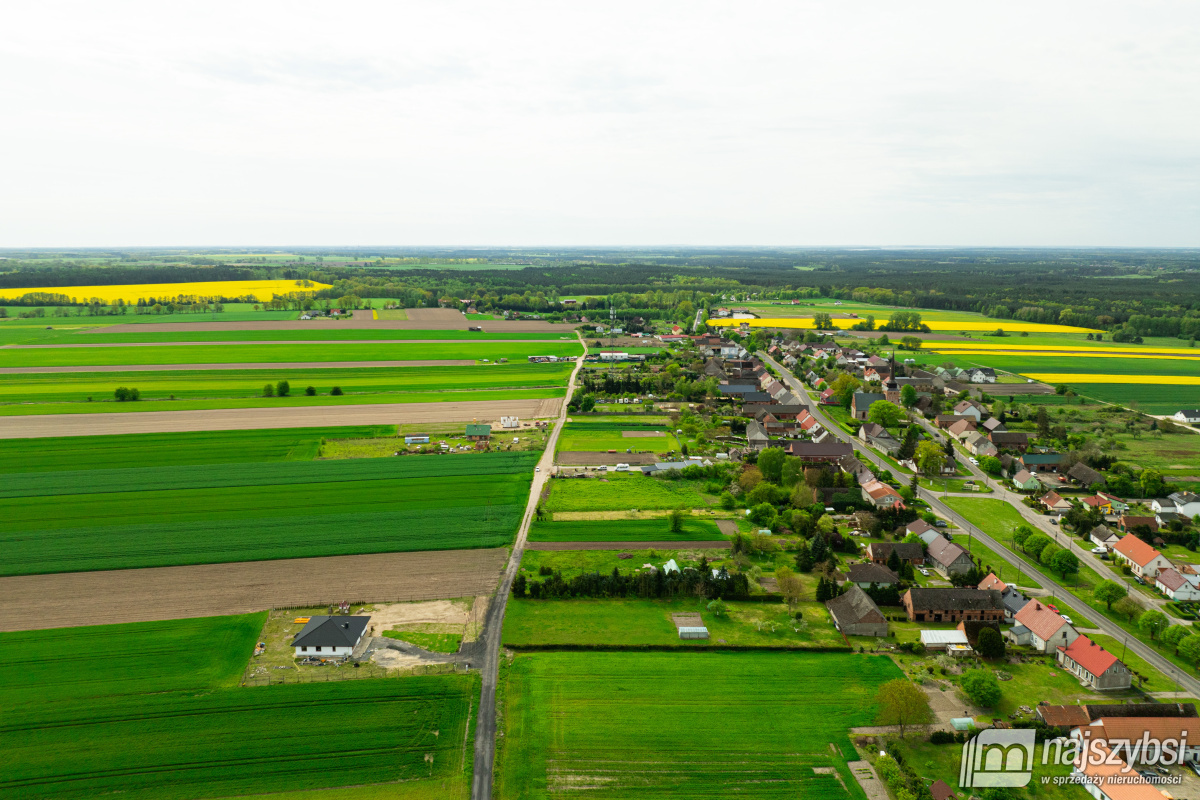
[
  {"left": 919, "top": 568, "right": 930, "bottom": 576},
  {"left": 969, "top": 457, "right": 979, "bottom": 465},
  {"left": 1061, "top": 615, "right": 1073, "bottom": 624},
  {"left": 1091, "top": 546, "right": 1107, "bottom": 555},
  {"left": 535, "top": 466, "right": 541, "bottom": 472}
]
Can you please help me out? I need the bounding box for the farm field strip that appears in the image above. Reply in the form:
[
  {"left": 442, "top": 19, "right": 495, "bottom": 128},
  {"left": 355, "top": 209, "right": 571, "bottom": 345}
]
[
  {"left": 1025, "top": 373, "right": 1200, "bottom": 384},
  {"left": 528, "top": 517, "right": 726, "bottom": 542},
  {"left": 555, "top": 420, "right": 677, "bottom": 453},
  {"left": 0, "top": 340, "right": 583, "bottom": 368},
  {"left": 929, "top": 342, "right": 1200, "bottom": 355},
  {"left": 0, "top": 363, "right": 574, "bottom": 401},
  {"left": 0, "top": 278, "right": 332, "bottom": 304},
  {"left": 930, "top": 350, "right": 1200, "bottom": 362},
  {"left": 0, "top": 426, "right": 394, "bottom": 473},
  {"left": 0, "top": 359, "right": 480, "bottom": 373},
  {"left": 2, "top": 675, "right": 475, "bottom": 800},
  {"left": 498, "top": 651, "right": 901, "bottom": 799},
  {"left": 0, "top": 549, "right": 507, "bottom": 631},
  {"left": 72, "top": 328, "right": 570, "bottom": 342},
  {"left": 0, "top": 397, "right": 562, "bottom": 437},
  {"left": 7, "top": 337, "right": 569, "bottom": 348},
  {"left": 2, "top": 452, "right": 537, "bottom": 575}
]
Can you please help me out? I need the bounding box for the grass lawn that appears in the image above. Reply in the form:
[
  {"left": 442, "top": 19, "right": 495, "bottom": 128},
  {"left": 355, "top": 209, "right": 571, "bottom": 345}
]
[
  {"left": 543, "top": 472, "right": 717, "bottom": 511},
  {"left": 528, "top": 516, "right": 727, "bottom": 542},
  {"left": 520, "top": 548, "right": 736, "bottom": 581},
  {"left": 949, "top": 531, "right": 1043, "bottom": 590},
  {"left": 382, "top": 630, "right": 463, "bottom": 653},
  {"left": 503, "top": 598, "right": 846, "bottom": 648},
  {"left": 887, "top": 734, "right": 1075, "bottom": 800},
  {"left": 555, "top": 420, "right": 679, "bottom": 453},
  {"left": 920, "top": 477, "right": 991, "bottom": 493},
  {"left": 497, "top": 650, "right": 902, "bottom": 799}
]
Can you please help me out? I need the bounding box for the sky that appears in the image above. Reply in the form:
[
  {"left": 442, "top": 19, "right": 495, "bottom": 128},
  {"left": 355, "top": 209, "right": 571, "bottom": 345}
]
[{"left": 2, "top": 1, "right": 1198, "bottom": 247}]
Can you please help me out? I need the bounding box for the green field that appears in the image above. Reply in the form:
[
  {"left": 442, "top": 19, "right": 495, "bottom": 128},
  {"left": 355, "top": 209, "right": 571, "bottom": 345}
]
[
  {"left": 68, "top": 328, "right": 572, "bottom": 343},
  {"left": 382, "top": 630, "right": 464, "bottom": 653},
  {"left": 503, "top": 599, "right": 846, "bottom": 648},
  {"left": 529, "top": 517, "right": 726, "bottom": 542},
  {"left": 0, "top": 613, "right": 264, "bottom": 706},
  {"left": 0, "top": 426, "right": 392, "bottom": 473},
  {"left": 0, "top": 615, "right": 476, "bottom": 800},
  {"left": 497, "top": 651, "right": 901, "bottom": 798},
  {"left": 0, "top": 340, "right": 582, "bottom": 368},
  {"left": 0, "top": 363, "right": 573, "bottom": 405},
  {"left": 555, "top": 420, "right": 677, "bottom": 453},
  {"left": 2, "top": 452, "right": 537, "bottom": 575},
  {"left": 543, "top": 473, "right": 715, "bottom": 511}
]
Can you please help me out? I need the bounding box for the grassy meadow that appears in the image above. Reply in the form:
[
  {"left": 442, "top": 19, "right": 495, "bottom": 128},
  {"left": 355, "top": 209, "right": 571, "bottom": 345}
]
[
  {"left": 555, "top": 420, "right": 678, "bottom": 453},
  {"left": 0, "top": 620, "right": 476, "bottom": 800},
  {"left": 496, "top": 651, "right": 901, "bottom": 799},
  {"left": 528, "top": 516, "right": 726, "bottom": 542},
  {"left": 543, "top": 473, "right": 716, "bottom": 511},
  {"left": 2, "top": 452, "right": 537, "bottom": 575}
]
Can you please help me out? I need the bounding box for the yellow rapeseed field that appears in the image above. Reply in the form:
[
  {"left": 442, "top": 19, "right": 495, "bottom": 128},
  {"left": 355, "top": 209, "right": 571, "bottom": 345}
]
[
  {"left": 0, "top": 279, "right": 331, "bottom": 304},
  {"left": 929, "top": 342, "right": 1200, "bottom": 356},
  {"left": 1024, "top": 374, "right": 1200, "bottom": 385},
  {"left": 707, "top": 318, "right": 1100, "bottom": 334},
  {"left": 927, "top": 350, "right": 1200, "bottom": 362}
]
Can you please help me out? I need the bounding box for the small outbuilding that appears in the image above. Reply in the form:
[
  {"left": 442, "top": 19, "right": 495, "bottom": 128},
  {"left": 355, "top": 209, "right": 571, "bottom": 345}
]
[
  {"left": 920, "top": 629, "right": 970, "bottom": 650},
  {"left": 678, "top": 626, "right": 710, "bottom": 640},
  {"left": 404, "top": 433, "right": 431, "bottom": 445}
]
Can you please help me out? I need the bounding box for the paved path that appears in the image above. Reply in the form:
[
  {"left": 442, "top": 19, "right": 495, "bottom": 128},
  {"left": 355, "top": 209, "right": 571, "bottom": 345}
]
[
  {"left": 847, "top": 761, "right": 889, "bottom": 800},
  {"left": 761, "top": 352, "right": 1200, "bottom": 698},
  {"left": 470, "top": 333, "right": 586, "bottom": 800}
]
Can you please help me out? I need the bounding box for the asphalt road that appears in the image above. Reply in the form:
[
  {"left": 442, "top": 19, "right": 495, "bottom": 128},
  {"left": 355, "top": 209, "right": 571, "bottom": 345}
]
[
  {"left": 760, "top": 352, "right": 1200, "bottom": 697},
  {"left": 470, "top": 334, "right": 585, "bottom": 800}
]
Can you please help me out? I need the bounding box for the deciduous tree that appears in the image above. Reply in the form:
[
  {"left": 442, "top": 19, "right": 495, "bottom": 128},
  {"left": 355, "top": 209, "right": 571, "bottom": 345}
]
[{"left": 875, "top": 679, "right": 932, "bottom": 736}]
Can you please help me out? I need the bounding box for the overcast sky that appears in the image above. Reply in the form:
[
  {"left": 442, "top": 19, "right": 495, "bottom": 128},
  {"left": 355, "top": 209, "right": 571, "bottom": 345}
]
[{"left": 2, "top": 1, "right": 1198, "bottom": 247}]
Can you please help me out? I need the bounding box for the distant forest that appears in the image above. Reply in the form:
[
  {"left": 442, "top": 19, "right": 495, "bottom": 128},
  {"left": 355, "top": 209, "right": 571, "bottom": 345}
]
[{"left": 2, "top": 247, "right": 1200, "bottom": 336}]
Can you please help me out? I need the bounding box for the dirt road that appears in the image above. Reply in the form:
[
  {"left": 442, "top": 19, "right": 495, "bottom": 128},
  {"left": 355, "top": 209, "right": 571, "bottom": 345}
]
[
  {"left": 471, "top": 333, "right": 585, "bottom": 800},
  {"left": 0, "top": 398, "right": 562, "bottom": 438},
  {"left": 0, "top": 549, "right": 507, "bottom": 632}
]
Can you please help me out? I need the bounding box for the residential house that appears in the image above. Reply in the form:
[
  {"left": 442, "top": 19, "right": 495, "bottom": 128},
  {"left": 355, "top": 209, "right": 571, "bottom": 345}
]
[
  {"left": 1073, "top": 717, "right": 1200, "bottom": 768},
  {"left": 862, "top": 479, "right": 905, "bottom": 510},
  {"left": 947, "top": 418, "right": 978, "bottom": 442},
  {"left": 826, "top": 586, "right": 889, "bottom": 637},
  {"left": 1021, "top": 452, "right": 1063, "bottom": 473},
  {"left": 851, "top": 392, "right": 886, "bottom": 421},
  {"left": 977, "top": 573, "right": 1029, "bottom": 620},
  {"left": 858, "top": 422, "right": 900, "bottom": 453},
  {"left": 925, "top": 536, "right": 975, "bottom": 576},
  {"left": 1070, "top": 740, "right": 1183, "bottom": 800},
  {"left": 1117, "top": 515, "right": 1159, "bottom": 535},
  {"left": 1174, "top": 410, "right": 1200, "bottom": 423},
  {"left": 745, "top": 420, "right": 770, "bottom": 451},
  {"left": 964, "top": 431, "right": 998, "bottom": 457},
  {"left": 292, "top": 615, "right": 371, "bottom": 658},
  {"left": 1010, "top": 469, "right": 1042, "bottom": 492},
  {"left": 1068, "top": 462, "right": 1105, "bottom": 489},
  {"left": 935, "top": 414, "right": 973, "bottom": 429},
  {"left": 1098, "top": 493, "right": 1129, "bottom": 514},
  {"left": 916, "top": 529, "right": 944, "bottom": 546},
  {"left": 866, "top": 541, "right": 924, "bottom": 566},
  {"left": 980, "top": 417, "right": 1006, "bottom": 434},
  {"left": 1040, "top": 491, "right": 1073, "bottom": 514},
  {"left": 905, "top": 519, "right": 937, "bottom": 538},
  {"left": 1056, "top": 636, "right": 1133, "bottom": 691},
  {"left": 1110, "top": 534, "right": 1171, "bottom": 579},
  {"left": 953, "top": 400, "right": 985, "bottom": 420},
  {"left": 989, "top": 431, "right": 1030, "bottom": 452},
  {"left": 840, "top": 454, "right": 873, "bottom": 484},
  {"left": 784, "top": 440, "right": 854, "bottom": 464},
  {"left": 1156, "top": 568, "right": 1200, "bottom": 602},
  {"left": 901, "top": 588, "right": 1005, "bottom": 623},
  {"left": 1082, "top": 495, "right": 1114, "bottom": 515},
  {"left": 1089, "top": 525, "right": 1121, "bottom": 549},
  {"left": 964, "top": 367, "right": 997, "bottom": 384},
  {"left": 844, "top": 562, "right": 900, "bottom": 588},
  {"left": 1169, "top": 492, "right": 1200, "bottom": 518},
  {"left": 465, "top": 424, "right": 492, "bottom": 441},
  {"left": 1010, "top": 599, "right": 1078, "bottom": 653}
]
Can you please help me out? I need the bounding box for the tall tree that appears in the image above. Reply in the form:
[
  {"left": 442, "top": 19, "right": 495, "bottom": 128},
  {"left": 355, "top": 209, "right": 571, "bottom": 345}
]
[{"left": 875, "top": 679, "right": 932, "bottom": 737}]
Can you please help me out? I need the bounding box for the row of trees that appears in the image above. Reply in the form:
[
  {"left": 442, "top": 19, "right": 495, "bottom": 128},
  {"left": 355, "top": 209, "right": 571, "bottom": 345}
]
[{"left": 511, "top": 562, "right": 752, "bottom": 600}]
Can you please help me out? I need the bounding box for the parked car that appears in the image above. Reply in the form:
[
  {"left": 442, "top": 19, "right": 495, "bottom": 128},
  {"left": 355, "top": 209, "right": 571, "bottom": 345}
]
[
  {"left": 934, "top": 520, "right": 948, "bottom": 528},
  {"left": 1091, "top": 546, "right": 1107, "bottom": 555},
  {"left": 1046, "top": 604, "right": 1059, "bottom": 613},
  {"left": 1049, "top": 518, "right": 1058, "bottom": 525},
  {"left": 969, "top": 457, "right": 979, "bottom": 465},
  {"left": 1061, "top": 615, "right": 1073, "bottom": 624}
]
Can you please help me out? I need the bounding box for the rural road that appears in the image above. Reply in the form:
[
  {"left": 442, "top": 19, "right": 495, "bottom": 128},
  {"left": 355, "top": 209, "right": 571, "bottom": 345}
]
[
  {"left": 761, "top": 352, "right": 1200, "bottom": 697},
  {"left": 470, "top": 332, "right": 586, "bottom": 800}
]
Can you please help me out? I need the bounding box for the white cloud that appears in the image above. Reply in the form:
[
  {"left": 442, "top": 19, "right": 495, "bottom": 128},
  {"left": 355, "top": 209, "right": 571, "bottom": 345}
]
[{"left": 0, "top": 0, "right": 1197, "bottom": 246}]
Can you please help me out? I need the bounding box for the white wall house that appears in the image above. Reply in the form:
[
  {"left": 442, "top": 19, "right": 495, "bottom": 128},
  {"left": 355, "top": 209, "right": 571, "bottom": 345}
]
[{"left": 292, "top": 616, "right": 371, "bottom": 659}]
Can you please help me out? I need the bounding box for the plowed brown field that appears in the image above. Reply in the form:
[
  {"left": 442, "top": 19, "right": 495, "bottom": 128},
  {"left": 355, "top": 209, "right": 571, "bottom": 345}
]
[{"left": 0, "top": 549, "right": 507, "bottom": 631}]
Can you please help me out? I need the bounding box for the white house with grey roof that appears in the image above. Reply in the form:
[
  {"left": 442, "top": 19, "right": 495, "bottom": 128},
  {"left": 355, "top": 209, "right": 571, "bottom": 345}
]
[{"left": 292, "top": 615, "right": 371, "bottom": 658}]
